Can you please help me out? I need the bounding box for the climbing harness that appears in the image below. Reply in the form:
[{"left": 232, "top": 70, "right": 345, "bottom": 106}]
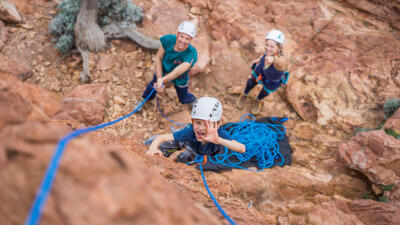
[
  {"left": 252, "top": 70, "right": 290, "bottom": 94},
  {"left": 24, "top": 89, "right": 156, "bottom": 225}
]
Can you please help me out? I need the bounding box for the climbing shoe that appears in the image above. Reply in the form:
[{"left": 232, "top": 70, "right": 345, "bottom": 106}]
[
  {"left": 134, "top": 97, "right": 145, "bottom": 112},
  {"left": 251, "top": 99, "right": 263, "bottom": 115},
  {"left": 236, "top": 93, "right": 247, "bottom": 109}
]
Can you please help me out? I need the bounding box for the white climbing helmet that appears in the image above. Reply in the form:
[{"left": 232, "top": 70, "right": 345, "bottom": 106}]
[
  {"left": 191, "top": 97, "right": 223, "bottom": 122},
  {"left": 177, "top": 21, "right": 196, "bottom": 38},
  {"left": 265, "top": 29, "right": 285, "bottom": 45}
]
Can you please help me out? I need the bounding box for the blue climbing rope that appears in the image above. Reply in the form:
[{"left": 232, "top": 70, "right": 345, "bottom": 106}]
[
  {"left": 208, "top": 115, "right": 286, "bottom": 171},
  {"left": 24, "top": 89, "right": 156, "bottom": 225},
  {"left": 195, "top": 155, "right": 237, "bottom": 225},
  {"left": 156, "top": 96, "right": 186, "bottom": 126}
]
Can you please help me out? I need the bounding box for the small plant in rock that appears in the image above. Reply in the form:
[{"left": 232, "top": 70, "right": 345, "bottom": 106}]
[
  {"left": 385, "top": 129, "right": 400, "bottom": 140},
  {"left": 383, "top": 98, "right": 400, "bottom": 120},
  {"left": 378, "top": 196, "right": 388, "bottom": 203},
  {"left": 382, "top": 183, "right": 395, "bottom": 191},
  {"left": 362, "top": 194, "right": 373, "bottom": 200},
  {"left": 48, "top": 0, "right": 159, "bottom": 83},
  {"left": 354, "top": 127, "right": 371, "bottom": 134}
]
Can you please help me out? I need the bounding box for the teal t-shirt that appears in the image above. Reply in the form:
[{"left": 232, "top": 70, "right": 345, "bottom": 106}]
[{"left": 160, "top": 34, "right": 197, "bottom": 86}]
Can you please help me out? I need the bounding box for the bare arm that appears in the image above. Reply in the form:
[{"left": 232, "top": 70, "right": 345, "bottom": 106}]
[
  {"left": 154, "top": 46, "right": 165, "bottom": 79},
  {"left": 162, "top": 62, "right": 191, "bottom": 82},
  {"left": 146, "top": 133, "right": 174, "bottom": 156},
  {"left": 203, "top": 120, "right": 246, "bottom": 153},
  {"left": 273, "top": 55, "right": 289, "bottom": 71},
  {"left": 216, "top": 137, "right": 246, "bottom": 153},
  {"left": 252, "top": 54, "right": 264, "bottom": 65}
]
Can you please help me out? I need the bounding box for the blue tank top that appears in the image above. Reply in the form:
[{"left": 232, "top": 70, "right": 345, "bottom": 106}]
[{"left": 254, "top": 54, "right": 285, "bottom": 90}]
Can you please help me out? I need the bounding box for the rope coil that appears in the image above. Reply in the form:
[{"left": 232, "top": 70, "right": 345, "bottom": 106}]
[{"left": 208, "top": 115, "right": 286, "bottom": 171}]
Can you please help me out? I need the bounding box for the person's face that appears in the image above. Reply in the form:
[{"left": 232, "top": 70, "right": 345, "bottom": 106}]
[
  {"left": 175, "top": 32, "right": 193, "bottom": 51},
  {"left": 265, "top": 39, "right": 279, "bottom": 56},
  {"left": 192, "top": 119, "right": 207, "bottom": 142},
  {"left": 192, "top": 119, "right": 221, "bottom": 142}
]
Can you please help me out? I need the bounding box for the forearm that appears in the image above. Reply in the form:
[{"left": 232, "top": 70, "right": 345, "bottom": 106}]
[
  {"left": 163, "top": 63, "right": 191, "bottom": 82},
  {"left": 273, "top": 55, "right": 288, "bottom": 71},
  {"left": 216, "top": 137, "right": 246, "bottom": 153},
  {"left": 154, "top": 47, "right": 165, "bottom": 79},
  {"left": 253, "top": 55, "right": 263, "bottom": 64},
  {"left": 149, "top": 134, "right": 174, "bottom": 150},
  {"left": 155, "top": 58, "right": 163, "bottom": 79}
]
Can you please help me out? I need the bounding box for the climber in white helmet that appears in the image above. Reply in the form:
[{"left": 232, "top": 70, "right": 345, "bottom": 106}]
[
  {"left": 147, "top": 97, "right": 246, "bottom": 157},
  {"left": 135, "top": 21, "right": 198, "bottom": 110},
  {"left": 236, "top": 29, "right": 289, "bottom": 115}
]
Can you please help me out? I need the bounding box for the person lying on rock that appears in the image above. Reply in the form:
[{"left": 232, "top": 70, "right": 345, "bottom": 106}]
[
  {"left": 146, "top": 97, "right": 246, "bottom": 157},
  {"left": 135, "top": 21, "right": 198, "bottom": 110},
  {"left": 236, "top": 29, "right": 289, "bottom": 115}
]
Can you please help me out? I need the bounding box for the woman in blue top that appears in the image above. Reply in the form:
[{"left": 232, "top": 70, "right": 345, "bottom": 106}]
[
  {"left": 147, "top": 97, "right": 245, "bottom": 157},
  {"left": 236, "top": 29, "right": 289, "bottom": 115},
  {"left": 135, "top": 21, "right": 198, "bottom": 110}
]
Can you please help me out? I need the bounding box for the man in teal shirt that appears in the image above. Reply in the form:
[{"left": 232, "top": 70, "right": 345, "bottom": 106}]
[{"left": 136, "top": 21, "right": 198, "bottom": 108}]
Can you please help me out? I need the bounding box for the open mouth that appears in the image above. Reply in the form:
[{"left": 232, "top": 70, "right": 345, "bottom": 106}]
[
  {"left": 195, "top": 130, "right": 205, "bottom": 139},
  {"left": 178, "top": 42, "right": 187, "bottom": 48}
]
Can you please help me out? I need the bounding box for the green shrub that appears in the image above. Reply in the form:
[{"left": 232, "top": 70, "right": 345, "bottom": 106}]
[
  {"left": 378, "top": 196, "right": 388, "bottom": 202},
  {"left": 49, "top": 0, "right": 143, "bottom": 53},
  {"left": 383, "top": 98, "right": 400, "bottom": 119},
  {"left": 382, "top": 183, "right": 395, "bottom": 191},
  {"left": 362, "top": 194, "right": 373, "bottom": 199}
]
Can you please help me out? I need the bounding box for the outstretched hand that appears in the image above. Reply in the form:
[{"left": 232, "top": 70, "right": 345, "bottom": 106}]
[
  {"left": 203, "top": 120, "right": 219, "bottom": 144},
  {"left": 146, "top": 147, "right": 163, "bottom": 157}
]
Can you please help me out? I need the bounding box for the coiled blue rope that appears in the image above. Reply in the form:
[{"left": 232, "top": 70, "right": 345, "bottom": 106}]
[
  {"left": 208, "top": 115, "right": 286, "bottom": 171},
  {"left": 24, "top": 89, "right": 156, "bottom": 225},
  {"left": 195, "top": 155, "right": 237, "bottom": 225}
]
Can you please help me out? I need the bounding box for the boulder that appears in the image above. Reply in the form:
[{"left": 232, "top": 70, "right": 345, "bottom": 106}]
[
  {"left": 56, "top": 84, "right": 109, "bottom": 125},
  {"left": 0, "top": 122, "right": 221, "bottom": 225},
  {"left": 0, "top": 0, "right": 21, "bottom": 23},
  {"left": 337, "top": 130, "right": 400, "bottom": 200},
  {"left": 0, "top": 55, "right": 32, "bottom": 80},
  {"left": 383, "top": 107, "right": 400, "bottom": 131},
  {"left": 0, "top": 72, "right": 62, "bottom": 128},
  {"left": 0, "top": 20, "right": 7, "bottom": 52}
]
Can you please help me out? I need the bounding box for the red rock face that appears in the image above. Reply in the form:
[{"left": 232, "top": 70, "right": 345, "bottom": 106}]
[
  {"left": 0, "top": 72, "right": 62, "bottom": 128},
  {"left": 0, "top": 21, "right": 7, "bottom": 52},
  {"left": 0, "top": 122, "right": 221, "bottom": 225},
  {"left": 384, "top": 108, "right": 400, "bottom": 131},
  {"left": 0, "top": 73, "right": 32, "bottom": 127},
  {"left": 337, "top": 130, "right": 400, "bottom": 200},
  {"left": 56, "top": 84, "right": 109, "bottom": 126},
  {"left": 0, "top": 55, "right": 32, "bottom": 80},
  {"left": 342, "top": 0, "right": 400, "bottom": 30},
  {"left": 0, "top": 0, "right": 399, "bottom": 224},
  {"left": 0, "top": 0, "right": 22, "bottom": 23}
]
